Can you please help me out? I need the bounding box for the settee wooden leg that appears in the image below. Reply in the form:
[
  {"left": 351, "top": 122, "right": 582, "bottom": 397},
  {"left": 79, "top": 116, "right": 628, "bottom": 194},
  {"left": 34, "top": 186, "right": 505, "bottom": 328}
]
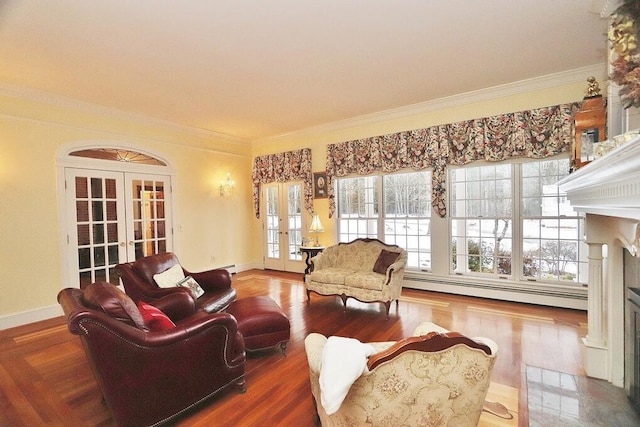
[
  {"left": 306, "top": 289, "right": 311, "bottom": 305},
  {"left": 340, "top": 294, "right": 348, "bottom": 310},
  {"left": 384, "top": 301, "right": 391, "bottom": 320}
]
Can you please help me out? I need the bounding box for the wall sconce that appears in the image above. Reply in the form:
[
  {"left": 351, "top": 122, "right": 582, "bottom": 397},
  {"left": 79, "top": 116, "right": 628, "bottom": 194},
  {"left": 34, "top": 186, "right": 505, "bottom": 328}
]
[
  {"left": 309, "top": 213, "right": 325, "bottom": 247},
  {"left": 219, "top": 172, "right": 235, "bottom": 197}
]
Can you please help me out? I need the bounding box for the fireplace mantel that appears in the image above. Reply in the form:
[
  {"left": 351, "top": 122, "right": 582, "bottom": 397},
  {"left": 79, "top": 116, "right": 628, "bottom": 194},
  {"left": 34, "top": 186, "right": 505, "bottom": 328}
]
[
  {"left": 558, "top": 132, "right": 640, "bottom": 388},
  {"left": 557, "top": 133, "right": 640, "bottom": 220}
]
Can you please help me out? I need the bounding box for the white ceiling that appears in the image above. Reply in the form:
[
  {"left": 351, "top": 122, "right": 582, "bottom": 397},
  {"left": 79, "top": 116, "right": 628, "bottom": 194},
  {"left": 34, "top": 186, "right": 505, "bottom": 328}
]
[{"left": 0, "top": 0, "right": 610, "bottom": 141}]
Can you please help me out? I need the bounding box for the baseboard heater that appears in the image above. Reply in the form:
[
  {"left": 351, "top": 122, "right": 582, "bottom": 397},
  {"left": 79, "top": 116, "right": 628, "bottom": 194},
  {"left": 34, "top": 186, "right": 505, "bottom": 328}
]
[
  {"left": 404, "top": 274, "right": 587, "bottom": 301},
  {"left": 220, "top": 264, "right": 237, "bottom": 274}
]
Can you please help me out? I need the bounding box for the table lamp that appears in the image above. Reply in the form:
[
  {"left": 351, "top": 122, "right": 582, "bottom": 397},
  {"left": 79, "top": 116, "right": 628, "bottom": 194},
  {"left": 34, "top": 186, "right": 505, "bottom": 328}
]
[{"left": 309, "top": 213, "right": 325, "bottom": 247}]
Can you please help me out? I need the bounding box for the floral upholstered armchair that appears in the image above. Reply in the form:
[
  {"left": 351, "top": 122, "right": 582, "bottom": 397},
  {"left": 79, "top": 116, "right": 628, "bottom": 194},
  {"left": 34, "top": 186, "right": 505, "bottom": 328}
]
[{"left": 304, "top": 322, "right": 498, "bottom": 426}]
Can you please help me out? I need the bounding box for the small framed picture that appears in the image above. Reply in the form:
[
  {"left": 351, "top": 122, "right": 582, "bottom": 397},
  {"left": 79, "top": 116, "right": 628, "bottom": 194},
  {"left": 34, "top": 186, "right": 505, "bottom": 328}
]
[{"left": 313, "top": 172, "right": 328, "bottom": 199}]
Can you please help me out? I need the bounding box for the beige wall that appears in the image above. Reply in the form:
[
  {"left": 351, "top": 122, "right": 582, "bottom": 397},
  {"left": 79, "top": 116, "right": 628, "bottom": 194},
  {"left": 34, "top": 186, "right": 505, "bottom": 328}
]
[
  {"left": 0, "top": 66, "right": 606, "bottom": 328},
  {"left": 0, "top": 90, "right": 259, "bottom": 327}
]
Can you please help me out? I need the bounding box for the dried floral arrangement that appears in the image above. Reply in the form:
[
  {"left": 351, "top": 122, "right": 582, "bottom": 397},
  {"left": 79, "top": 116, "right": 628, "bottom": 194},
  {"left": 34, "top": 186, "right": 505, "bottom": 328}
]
[{"left": 610, "top": 0, "right": 640, "bottom": 108}]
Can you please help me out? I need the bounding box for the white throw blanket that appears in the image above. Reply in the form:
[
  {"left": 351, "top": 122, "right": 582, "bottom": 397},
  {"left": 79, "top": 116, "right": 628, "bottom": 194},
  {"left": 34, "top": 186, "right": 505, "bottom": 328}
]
[{"left": 319, "top": 336, "right": 376, "bottom": 415}]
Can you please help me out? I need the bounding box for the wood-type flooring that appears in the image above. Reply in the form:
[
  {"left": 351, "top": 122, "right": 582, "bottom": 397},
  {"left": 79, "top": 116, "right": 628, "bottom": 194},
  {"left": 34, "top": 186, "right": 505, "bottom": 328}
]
[{"left": 0, "top": 270, "right": 590, "bottom": 426}]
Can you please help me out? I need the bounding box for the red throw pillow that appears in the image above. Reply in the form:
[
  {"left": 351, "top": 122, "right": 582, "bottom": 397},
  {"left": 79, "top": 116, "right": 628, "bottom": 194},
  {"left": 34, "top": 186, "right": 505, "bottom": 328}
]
[
  {"left": 137, "top": 301, "right": 176, "bottom": 331},
  {"left": 373, "top": 249, "right": 401, "bottom": 274}
]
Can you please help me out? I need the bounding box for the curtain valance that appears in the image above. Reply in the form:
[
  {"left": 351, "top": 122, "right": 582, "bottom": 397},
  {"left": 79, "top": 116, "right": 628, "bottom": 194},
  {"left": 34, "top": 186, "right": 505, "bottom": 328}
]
[
  {"left": 326, "top": 102, "right": 579, "bottom": 218},
  {"left": 252, "top": 148, "right": 313, "bottom": 218}
]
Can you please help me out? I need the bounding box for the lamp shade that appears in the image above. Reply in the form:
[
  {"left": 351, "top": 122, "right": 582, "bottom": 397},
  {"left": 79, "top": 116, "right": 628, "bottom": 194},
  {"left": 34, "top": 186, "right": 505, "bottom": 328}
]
[{"left": 309, "top": 214, "right": 324, "bottom": 233}]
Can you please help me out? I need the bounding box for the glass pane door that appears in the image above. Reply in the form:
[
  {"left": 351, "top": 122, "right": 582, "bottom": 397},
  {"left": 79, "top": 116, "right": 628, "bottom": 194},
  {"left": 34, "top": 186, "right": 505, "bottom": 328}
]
[
  {"left": 264, "top": 184, "right": 283, "bottom": 270},
  {"left": 125, "top": 174, "right": 172, "bottom": 260},
  {"left": 65, "top": 169, "right": 173, "bottom": 289},
  {"left": 287, "top": 183, "right": 303, "bottom": 263},
  {"left": 262, "top": 182, "right": 305, "bottom": 273},
  {"left": 65, "top": 169, "right": 127, "bottom": 288}
]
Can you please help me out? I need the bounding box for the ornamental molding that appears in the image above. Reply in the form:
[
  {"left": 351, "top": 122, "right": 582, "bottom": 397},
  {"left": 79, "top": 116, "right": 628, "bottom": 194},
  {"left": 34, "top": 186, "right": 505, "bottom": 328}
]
[
  {"left": 558, "top": 133, "right": 640, "bottom": 220},
  {"left": 0, "top": 82, "right": 249, "bottom": 147},
  {"left": 254, "top": 64, "right": 607, "bottom": 145}
]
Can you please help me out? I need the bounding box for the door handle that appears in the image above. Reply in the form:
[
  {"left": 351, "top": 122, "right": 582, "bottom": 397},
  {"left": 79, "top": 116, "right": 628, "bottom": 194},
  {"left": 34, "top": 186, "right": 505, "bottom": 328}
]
[{"left": 119, "top": 242, "right": 125, "bottom": 247}]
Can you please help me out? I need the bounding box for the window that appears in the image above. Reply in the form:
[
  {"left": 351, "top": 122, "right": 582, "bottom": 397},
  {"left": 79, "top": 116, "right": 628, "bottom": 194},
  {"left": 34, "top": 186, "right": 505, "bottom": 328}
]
[
  {"left": 337, "top": 171, "right": 432, "bottom": 270},
  {"left": 521, "top": 160, "right": 586, "bottom": 282},
  {"left": 449, "top": 158, "right": 587, "bottom": 284},
  {"left": 450, "top": 164, "right": 512, "bottom": 276},
  {"left": 337, "top": 176, "right": 379, "bottom": 241},
  {"left": 383, "top": 172, "right": 432, "bottom": 270},
  {"left": 70, "top": 148, "right": 167, "bottom": 165}
]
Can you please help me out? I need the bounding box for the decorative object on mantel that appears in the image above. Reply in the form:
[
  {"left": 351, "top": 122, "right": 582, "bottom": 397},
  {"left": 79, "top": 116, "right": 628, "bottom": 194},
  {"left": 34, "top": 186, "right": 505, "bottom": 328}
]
[
  {"left": 609, "top": 0, "right": 640, "bottom": 109},
  {"left": 572, "top": 78, "right": 607, "bottom": 170},
  {"left": 594, "top": 128, "right": 640, "bottom": 159},
  {"left": 586, "top": 76, "right": 602, "bottom": 97}
]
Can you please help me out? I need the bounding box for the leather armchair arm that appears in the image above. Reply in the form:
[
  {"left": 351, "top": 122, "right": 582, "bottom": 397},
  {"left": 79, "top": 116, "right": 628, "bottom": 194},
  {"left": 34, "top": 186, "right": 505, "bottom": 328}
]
[
  {"left": 117, "top": 262, "right": 195, "bottom": 302},
  {"left": 73, "top": 304, "right": 243, "bottom": 358},
  {"left": 138, "top": 312, "right": 241, "bottom": 348},
  {"left": 59, "top": 288, "right": 240, "bottom": 353},
  {"left": 150, "top": 291, "right": 196, "bottom": 322},
  {"left": 137, "top": 284, "right": 196, "bottom": 303},
  {"left": 187, "top": 268, "right": 232, "bottom": 292}
]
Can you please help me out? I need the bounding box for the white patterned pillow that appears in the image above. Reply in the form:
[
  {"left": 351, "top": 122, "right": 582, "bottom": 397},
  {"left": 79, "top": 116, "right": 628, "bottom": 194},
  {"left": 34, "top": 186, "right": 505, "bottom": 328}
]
[
  {"left": 153, "top": 264, "right": 185, "bottom": 288},
  {"left": 176, "top": 276, "right": 205, "bottom": 298}
]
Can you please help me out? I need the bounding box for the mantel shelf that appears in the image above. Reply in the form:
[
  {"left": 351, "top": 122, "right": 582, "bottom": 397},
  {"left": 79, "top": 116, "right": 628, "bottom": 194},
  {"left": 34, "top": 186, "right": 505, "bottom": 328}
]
[{"left": 557, "top": 133, "right": 640, "bottom": 220}]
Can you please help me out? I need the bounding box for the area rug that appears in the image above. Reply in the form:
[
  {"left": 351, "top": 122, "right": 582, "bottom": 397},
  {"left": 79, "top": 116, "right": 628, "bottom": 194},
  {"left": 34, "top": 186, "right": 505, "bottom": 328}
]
[{"left": 526, "top": 365, "right": 640, "bottom": 426}]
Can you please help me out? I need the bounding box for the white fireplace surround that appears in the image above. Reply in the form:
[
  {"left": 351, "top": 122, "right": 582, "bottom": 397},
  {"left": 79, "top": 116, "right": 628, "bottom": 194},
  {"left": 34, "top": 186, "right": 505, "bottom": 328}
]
[{"left": 558, "top": 132, "right": 640, "bottom": 388}]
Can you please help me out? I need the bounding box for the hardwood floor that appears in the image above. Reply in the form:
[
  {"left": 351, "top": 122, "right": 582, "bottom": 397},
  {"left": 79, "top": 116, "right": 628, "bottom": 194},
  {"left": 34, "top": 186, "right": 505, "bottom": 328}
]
[{"left": 0, "top": 270, "right": 588, "bottom": 426}]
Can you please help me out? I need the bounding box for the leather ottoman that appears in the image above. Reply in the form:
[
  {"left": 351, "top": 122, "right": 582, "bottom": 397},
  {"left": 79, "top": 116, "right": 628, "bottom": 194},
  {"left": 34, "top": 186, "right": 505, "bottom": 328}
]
[{"left": 226, "top": 296, "right": 290, "bottom": 355}]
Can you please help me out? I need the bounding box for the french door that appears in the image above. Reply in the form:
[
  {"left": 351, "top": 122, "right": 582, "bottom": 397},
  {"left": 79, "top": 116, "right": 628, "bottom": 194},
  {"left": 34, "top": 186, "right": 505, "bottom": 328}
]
[
  {"left": 65, "top": 168, "right": 173, "bottom": 288},
  {"left": 262, "top": 182, "right": 305, "bottom": 273}
]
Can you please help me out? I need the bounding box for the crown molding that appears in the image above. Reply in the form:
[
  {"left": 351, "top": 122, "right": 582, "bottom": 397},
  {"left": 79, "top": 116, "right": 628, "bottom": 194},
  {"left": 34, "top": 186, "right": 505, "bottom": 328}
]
[
  {"left": 253, "top": 64, "right": 608, "bottom": 145},
  {"left": 0, "top": 82, "right": 250, "bottom": 147},
  {"left": 2, "top": 63, "right": 608, "bottom": 148}
]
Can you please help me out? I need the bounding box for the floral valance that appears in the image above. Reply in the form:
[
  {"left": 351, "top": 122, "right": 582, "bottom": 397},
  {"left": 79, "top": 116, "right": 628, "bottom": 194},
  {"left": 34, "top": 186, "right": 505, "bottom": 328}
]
[
  {"left": 326, "top": 102, "right": 578, "bottom": 218},
  {"left": 252, "top": 148, "right": 313, "bottom": 218}
]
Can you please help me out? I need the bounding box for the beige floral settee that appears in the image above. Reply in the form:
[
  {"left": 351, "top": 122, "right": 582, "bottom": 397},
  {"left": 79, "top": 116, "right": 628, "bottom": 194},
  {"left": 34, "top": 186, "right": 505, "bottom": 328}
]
[
  {"left": 304, "top": 238, "right": 407, "bottom": 319},
  {"left": 304, "top": 322, "right": 498, "bottom": 427}
]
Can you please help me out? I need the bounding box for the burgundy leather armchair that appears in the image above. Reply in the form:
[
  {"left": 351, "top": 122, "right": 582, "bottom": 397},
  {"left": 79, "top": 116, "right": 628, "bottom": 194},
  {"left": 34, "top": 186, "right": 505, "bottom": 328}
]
[
  {"left": 116, "top": 252, "right": 236, "bottom": 313},
  {"left": 58, "top": 282, "right": 246, "bottom": 427}
]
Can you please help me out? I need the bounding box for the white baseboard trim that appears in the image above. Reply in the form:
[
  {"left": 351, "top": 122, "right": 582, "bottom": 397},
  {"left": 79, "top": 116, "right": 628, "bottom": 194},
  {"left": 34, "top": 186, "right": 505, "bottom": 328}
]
[
  {"left": 235, "top": 262, "right": 263, "bottom": 273},
  {"left": 0, "top": 304, "right": 63, "bottom": 331}
]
